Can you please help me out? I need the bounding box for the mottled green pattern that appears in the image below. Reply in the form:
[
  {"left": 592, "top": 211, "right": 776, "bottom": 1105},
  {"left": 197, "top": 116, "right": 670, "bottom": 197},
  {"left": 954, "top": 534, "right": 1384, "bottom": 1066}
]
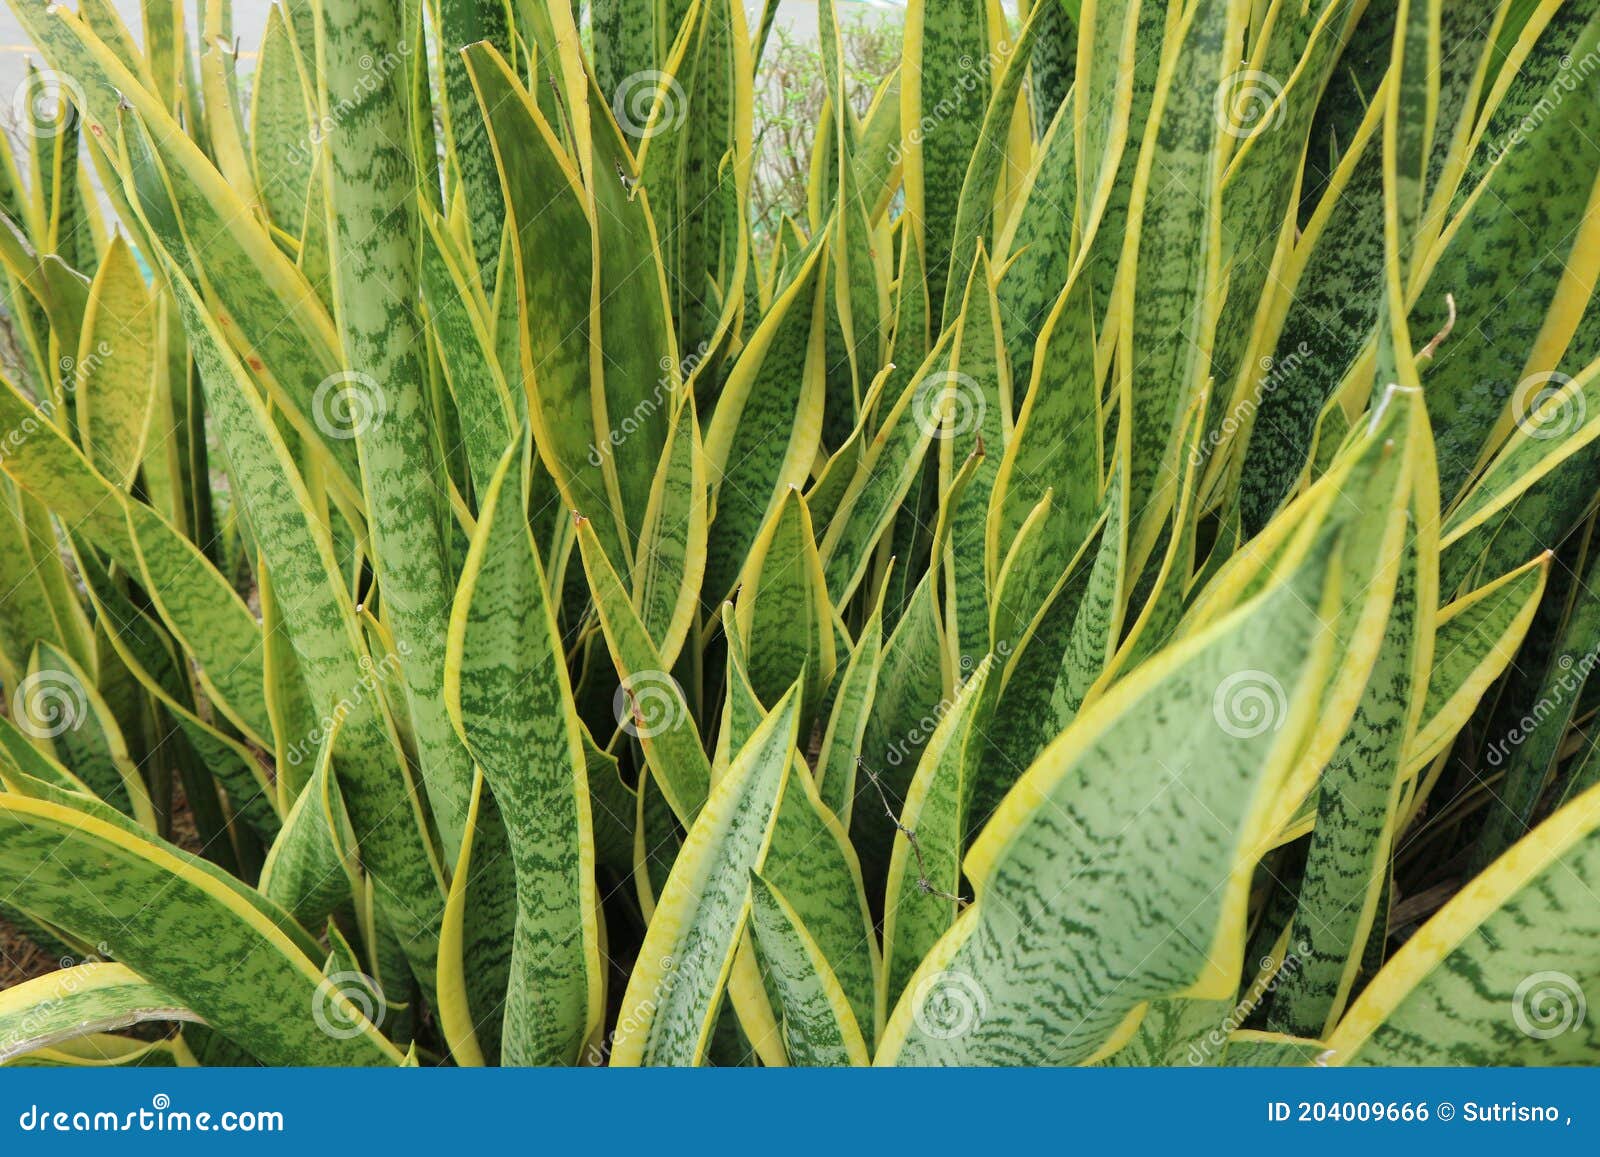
[
  {"left": 575, "top": 516, "right": 711, "bottom": 823},
  {"left": 0, "top": 964, "right": 195, "bottom": 1063},
  {"left": 27, "top": 642, "right": 155, "bottom": 830},
  {"left": 1209, "top": 0, "right": 1354, "bottom": 434},
  {"left": 815, "top": 588, "right": 886, "bottom": 820},
  {"left": 75, "top": 235, "right": 154, "bottom": 487},
  {"left": 1270, "top": 516, "right": 1422, "bottom": 1038},
  {"left": 317, "top": 0, "right": 475, "bottom": 866},
  {"left": 0, "top": 796, "right": 398, "bottom": 1066},
  {"left": 0, "top": 371, "right": 270, "bottom": 747},
  {"left": 1237, "top": 109, "right": 1384, "bottom": 534},
  {"left": 611, "top": 690, "right": 799, "bottom": 1066},
  {"left": 941, "top": 6, "right": 1042, "bottom": 334},
  {"left": 438, "top": 0, "right": 510, "bottom": 286},
  {"left": 851, "top": 573, "right": 947, "bottom": 896},
  {"left": 941, "top": 254, "right": 1008, "bottom": 668},
  {"left": 248, "top": 7, "right": 315, "bottom": 238},
  {"left": 995, "top": 97, "right": 1076, "bottom": 391},
  {"left": 258, "top": 737, "right": 351, "bottom": 931},
  {"left": 1476, "top": 569, "right": 1600, "bottom": 868},
  {"left": 906, "top": 0, "right": 988, "bottom": 321},
  {"left": 156, "top": 260, "right": 444, "bottom": 987},
  {"left": 418, "top": 210, "right": 517, "bottom": 503},
  {"left": 1418, "top": 7, "right": 1600, "bottom": 497},
  {"left": 747, "top": 873, "right": 868, "bottom": 1066},
  {"left": 882, "top": 540, "right": 1338, "bottom": 1065},
  {"left": 991, "top": 275, "right": 1100, "bottom": 624},
  {"left": 881, "top": 658, "right": 991, "bottom": 1015},
  {"left": 737, "top": 491, "right": 836, "bottom": 721},
  {"left": 819, "top": 334, "right": 953, "bottom": 604},
  {"left": 1121, "top": 0, "right": 1230, "bottom": 561},
  {"left": 448, "top": 440, "right": 600, "bottom": 1066},
  {"left": 1332, "top": 787, "right": 1600, "bottom": 1065},
  {"left": 705, "top": 245, "right": 827, "bottom": 604},
  {"left": 762, "top": 770, "right": 879, "bottom": 1050},
  {"left": 587, "top": 82, "right": 677, "bottom": 543},
  {"left": 633, "top": 393, "right": 706, "bottom": 666},
  {"left": 1412, "top": 560, "right": 1547, "bottom": 770},
  {"left": 466, "top": 46, "right": 628, "bottom": 571}
]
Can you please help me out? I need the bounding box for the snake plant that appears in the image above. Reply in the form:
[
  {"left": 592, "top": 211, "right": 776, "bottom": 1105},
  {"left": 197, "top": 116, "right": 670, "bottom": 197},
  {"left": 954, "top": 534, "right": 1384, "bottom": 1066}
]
[{"left": 0, "top": 0, "right": 1599, "bottom": 1068}]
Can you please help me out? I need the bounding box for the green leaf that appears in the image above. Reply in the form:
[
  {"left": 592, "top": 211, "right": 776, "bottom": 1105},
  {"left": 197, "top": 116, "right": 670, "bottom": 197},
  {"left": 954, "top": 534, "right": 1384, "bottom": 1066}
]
[
  {"left": 418, "top": 206, "right": 518, "bottom": 504},
  {"left": 446, "top": 435, "right": 604, "bottom": 1066},
  {"left": 20, "top": 641, "right": 158, "bottom": 832},
  {"left": 75, "top": 234, "right": 154, "bottom": 488},
  {"left": 1326, "top": 783, "right": 1600, "bottom": 1064},
  {"left": 610, "top": 686, "right": 800, "bottom": 1066},
  {"left": 747, "top": 872, "right": 870, "bottom": 1067},
  {"left": 0, "top": 794, "right": 399, "bottom": 1066},
  {"left": 902, "top": 0, "right": 990, "bottom": 322},
  {"left": 149, "top": 247, "right": 445, "bottom": 990},
  {"left": 1409, "top": 555, "right": 1549, "bottom": 772},
  {"left": 0, "top": 963, "right": 195, "bottom": 1064},
  {"left": 633, "top": 392, "right": 708, "bottom": 666},
  {"left": 881, "top": 655, "right": 993, "bottom": 1018},
  {"left": 575, "top": 513, "right": 711, "bottom": 825},
  {"left": 464, "top": 42, "right": 631, "bottom": 573},
  {"left": 735, "top": 488, "right": 837, "bottom": 723},
  {"left": 878, "top": 532, "right": 1342, "bottom": 1066},
  {"left": 704, "top": 242, "right": 828, "bottom": 604},
  {"left": 1267, "top": 393, "right": 1439, "bottom": 1038},
  {"left": 0, "top": 370, "right": 271, "bottom": 750}
]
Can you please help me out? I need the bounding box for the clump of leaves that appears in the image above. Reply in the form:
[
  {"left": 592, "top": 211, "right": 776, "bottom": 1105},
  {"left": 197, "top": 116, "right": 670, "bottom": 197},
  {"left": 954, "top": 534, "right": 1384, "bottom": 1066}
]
[{"left": 0, "top": 0, "right": 1598, "bottom": 1071}]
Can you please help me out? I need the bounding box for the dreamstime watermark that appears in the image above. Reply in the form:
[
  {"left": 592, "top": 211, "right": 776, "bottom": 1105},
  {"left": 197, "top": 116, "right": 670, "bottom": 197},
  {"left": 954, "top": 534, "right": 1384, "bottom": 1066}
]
[
  {"left": 282, "top": 643, "right": 411, "bottom": 767},
  {"left": 17, "top": 1095, "right": 283, "bottom": 1134},
  {"left": 889, "top": 42, "right": 1014, "bottom": 166},
  {"left": 313, "top": 371, "right": 386, "bottom": 440},
  {"left": 0, "top": 944, "right": 114, "bottom": 1063},
  {"left": 884, "top": 644, "right": 1008, "bottom": 768},
  {"left": 311, "top": 970, "right": 387, "bottom": 1040},
  {"left": 10, "top": 668, "right": 88, "bottom": 740},
  {"left": 1215, "top": 69, "right": 1285, "bottom": 139},
  {"left": 613, "top": 70, "right": 688, "bottom": 138},
  {"left": 1186, "top": 940, "right": 1311, "bottom": 1064},
  {"left": 584, "top": 948, "right": 704, "bottom": 1064},
  {"left": 1512, "top": 971, "right": 1586, "bottom": 1040},
  {"left": 911, "top": 969, "right": 988, "bottom": 1040},
  {"left": 0, "top": 341, "right": 114, "bottom": 467},
  {"left": 9, "top": 69, "right": 84, "bottom": 140},
  {"left": 1511, "top": 370, "right": 1586, "bottom": 441},
  {"left": 911, "top": 371, "right": 987, "bottom": 442},
  {"left": 587, "top": 343, "right": 708, "bottom": 466},
  {"left": 286, "top": 42, "right": 414, "bottom": 167},
  {"left": 1212, "top": 669, "right": 1288, "bottom": 739},
  {"left": 614, "top": 670, "right": 689, "bottom": 740},
  {"left": 1484, "top": 645, "right": 1600, "bottom": 768},
  {"left": 1193, "top": 342, "right": 1310, "bottom": 466},
  {"left": 1485, "top": 48, "right": 1600, "bottom": 166}
]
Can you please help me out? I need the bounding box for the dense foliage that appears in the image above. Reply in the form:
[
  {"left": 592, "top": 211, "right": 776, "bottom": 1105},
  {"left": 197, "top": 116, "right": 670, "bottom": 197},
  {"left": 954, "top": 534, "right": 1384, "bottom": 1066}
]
[{"left": 1, "top": 0, "right": 1599, "bottom": 1067}]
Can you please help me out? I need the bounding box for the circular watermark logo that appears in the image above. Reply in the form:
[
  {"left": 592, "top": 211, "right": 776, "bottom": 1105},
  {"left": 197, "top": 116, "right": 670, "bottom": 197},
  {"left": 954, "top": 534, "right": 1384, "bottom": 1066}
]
[
  {"left": 1215, "top": 70, "right": 1285, "bottom": 139},
  {"left": 313, "top": 371, "right": 385, "bottom": 440},
  {"left": 912, "top": 372, "right": 986, "bottom": 441},
  {"left": 613, "top": 670, "right": 688, "bottom": 740},
  {"left": 312, "top": 971, "right": 387, "bottom": 1040},
  {"left": 1212, "top": 669, "right": 1288, "bottom": 739},
  {"left": 1511, "top": 371, "right": 1585, "bottom": 441},
  {"left": 12, "top": 70, "right": 85, "bottom": 140},
  {"left": 11, "top": 669, "right": 87, "bottom": 739},
  {"left": 613, "top": 71, "right": 687, "bottom": 139},
  {"left": 911, "top": 970, "right": 987, "bottom": 1040},
  {"left": 1512, "top": 971, "right": 1586, "bottom": 1040}
]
